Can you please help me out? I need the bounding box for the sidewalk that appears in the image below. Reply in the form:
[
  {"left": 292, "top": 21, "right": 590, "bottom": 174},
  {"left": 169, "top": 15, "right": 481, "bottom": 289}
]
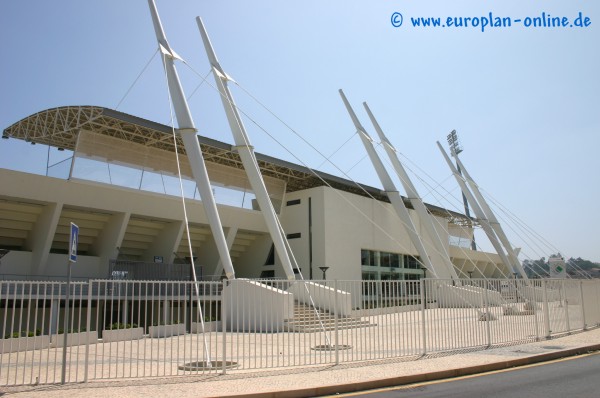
[{"left": 4, "top": 328, "right": 600, "bottom": 398}]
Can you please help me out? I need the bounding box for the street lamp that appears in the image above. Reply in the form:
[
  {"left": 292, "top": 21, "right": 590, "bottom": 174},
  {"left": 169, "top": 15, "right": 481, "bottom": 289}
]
[
  {"left": 318, "top": 266, "right": 329, "bottom": 280},
  {"left": 420, "top": 265, "right": 427, "bottom": 309}
]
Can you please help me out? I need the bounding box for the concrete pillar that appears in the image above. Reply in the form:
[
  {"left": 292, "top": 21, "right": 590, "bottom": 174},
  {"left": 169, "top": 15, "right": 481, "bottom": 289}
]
[
  {"left": 92, "top": 212, "right": 130, "bottom": 277},
  {"left": 26, "top": 202, "right": 63, "bottom": 276},
  {"left": 142, "top": 221, "right": 184, "bottom": 264}
]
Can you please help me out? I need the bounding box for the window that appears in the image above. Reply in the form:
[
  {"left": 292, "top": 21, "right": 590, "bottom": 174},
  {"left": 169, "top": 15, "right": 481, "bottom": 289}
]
[
  {"left": 380, "top": 252, "right": 391, "bottom": 267},
  {"left": 286, "top": 199, "right": 301, "bottom": 206},
  {"left": 380, "top": 252, "right": 400, "bottom": 268},
  {"left": 361, "top": 271, "right": 378, "bottom": 295},
  {"left": 405, "top": 273, "right": 421, "bottom": 295},
  {"left": 361, "top": 250, "right": 420, "bottom": 281},
  {"left": 260, "top": 270, "right": 275, "bottom": 279},
  {"left": 361, "top": 271, "right": 378, "bottom": 280},
  {"left": 286, "top": 232, "right": 301, "bottom": 239},
  {"left": 361, "top": 249, "right": 376, "bottom": 266},
  {"left": 264, "top": 244, "right": 275, "bottom": 265},
  {"left": 404, "top": 255, "right": 421, "bottom": 269}
]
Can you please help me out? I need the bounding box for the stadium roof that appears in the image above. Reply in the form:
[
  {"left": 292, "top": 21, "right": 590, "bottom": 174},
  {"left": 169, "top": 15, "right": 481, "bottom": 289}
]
[{"left": 3, "top": 105, "right": 470, "bottom": 225}]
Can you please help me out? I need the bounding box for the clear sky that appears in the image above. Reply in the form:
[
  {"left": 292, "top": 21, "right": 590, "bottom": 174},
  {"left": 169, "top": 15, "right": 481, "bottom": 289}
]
[{"left": 1, "top": 1, "right": 598, "bottom": 262}]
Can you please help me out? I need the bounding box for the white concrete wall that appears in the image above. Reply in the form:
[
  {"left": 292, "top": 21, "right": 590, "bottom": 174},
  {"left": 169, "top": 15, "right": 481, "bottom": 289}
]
[
  {"left": 232, "top": 234, "right": 273, "bottom": 279},
  {"left": 281, "top": 186, "right": 505, "bottom": 283},
  {"left": 286, "top": 281, "right": 352, "bottom": 316},
  {"left": 50, "top": 331, "right": 98, "bottom": 347},
  {"left": 0, "top": 336, "right": 50, "bottom": 353},
  {"left": 280, "top": 189, "right": 327, "bottom": 279},
  {"left": 310, "top": 186, "right": 419, "bottom": 281},
  {"left": 222, "top": 280, "right": 294, "bottom": 332},
  {"left": 0, "top": 251, "right": 32, "bottom": 278},
  {"left": 0, "top": 251, "right": 101, "bottom": 280},
  {"left": 278, "top": 194, "right": 311, "bottom": 278},
  {"left": 44, "top": 253, "right": 101, "bottom": 279}
]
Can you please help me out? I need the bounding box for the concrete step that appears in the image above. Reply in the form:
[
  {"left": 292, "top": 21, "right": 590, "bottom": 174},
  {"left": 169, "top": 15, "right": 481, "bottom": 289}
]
[
  {"left": 285, "top": 302, "right": 375, "bottom": 332},
  {"left": 284, "top": 320, "right": 375, "bottom": 333}
]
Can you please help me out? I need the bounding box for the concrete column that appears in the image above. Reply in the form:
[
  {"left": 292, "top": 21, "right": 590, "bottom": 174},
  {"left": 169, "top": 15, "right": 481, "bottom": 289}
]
[
  {"left": 92, "top": 212, "right": 130, "bottom": 278},
  {"left": 142, "top": 220, "right": 184, "bottom": 263},
  {"left": 26, "top": 202, "right": 63, "bottom": 276}
]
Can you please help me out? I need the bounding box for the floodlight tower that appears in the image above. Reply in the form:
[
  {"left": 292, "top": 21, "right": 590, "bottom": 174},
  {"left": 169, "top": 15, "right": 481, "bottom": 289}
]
[{"left": 447, "top": 131, "right": 477, "bottom": 251}]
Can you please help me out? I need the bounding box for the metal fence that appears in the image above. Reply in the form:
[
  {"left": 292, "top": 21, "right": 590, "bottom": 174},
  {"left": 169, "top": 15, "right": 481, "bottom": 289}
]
[
  {"left": 1, "top": 278, "right": 599, "bottom": 386},
  {"left": 108, "top": 260, "right": 203, "bottom": 281}
]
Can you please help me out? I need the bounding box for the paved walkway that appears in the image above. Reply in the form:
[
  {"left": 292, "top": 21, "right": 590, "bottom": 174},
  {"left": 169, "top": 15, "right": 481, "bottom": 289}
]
[{"left": 3, "top": 328, "right": 600, "bottom": 398}]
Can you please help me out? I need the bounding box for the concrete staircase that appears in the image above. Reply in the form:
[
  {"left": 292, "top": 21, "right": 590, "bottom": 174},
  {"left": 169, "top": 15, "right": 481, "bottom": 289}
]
[{"left": 284, "top": 302, "right": 375, "bottom": 333}]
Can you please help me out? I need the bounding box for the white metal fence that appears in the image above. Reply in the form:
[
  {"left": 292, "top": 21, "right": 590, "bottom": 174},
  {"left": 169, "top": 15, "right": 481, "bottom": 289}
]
[{"left": 1, "top": 278, "right": 599, "bottom": 386}]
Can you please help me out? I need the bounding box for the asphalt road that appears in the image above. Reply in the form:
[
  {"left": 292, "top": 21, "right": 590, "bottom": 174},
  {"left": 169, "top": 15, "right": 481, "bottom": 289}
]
[{"left": 331, "top": 352, "right": 600, "bottom": 398}]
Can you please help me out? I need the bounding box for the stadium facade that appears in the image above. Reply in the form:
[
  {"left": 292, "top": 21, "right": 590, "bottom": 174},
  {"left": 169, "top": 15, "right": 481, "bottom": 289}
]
[{"left": 0, "top": 106, "right": 506, "bottom": 283}]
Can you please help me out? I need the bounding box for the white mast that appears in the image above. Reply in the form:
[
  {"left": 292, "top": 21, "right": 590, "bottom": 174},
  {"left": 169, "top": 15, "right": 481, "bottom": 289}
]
[
  {"left": 363, "top": 103, "right": 458, "bottom": 280},
  {"left": 453, "top": 154, "right": 528, "bottom": 280},
  {"left": 339, "top": 90, "right": 439, "bottom": 278},
  {"left": 147, "top": 0, "right": 235, "bottom": 280},
  {"left": 437, "top": 142, "right": 515, "bottom": 276},
  {"left": 196, "top": 17, "right": 296, "bottom": 280}
]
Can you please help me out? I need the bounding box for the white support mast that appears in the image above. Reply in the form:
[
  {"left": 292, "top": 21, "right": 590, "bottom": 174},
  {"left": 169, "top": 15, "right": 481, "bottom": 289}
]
[
  {"left": 437, "top": 142, "right": 515, "bottom": 275},
  {"left": 363, "top": 103, "right": 458, "bottom": 280},
  {"left": 339, "top": 90, "right": 438, "bottom": 278},
  {"left": 147, "top": 0, "right": 235, "bottom": 280},
  {"left": 453, "top": 154, "right": 528, "bottom": 280},
  {"left": 196, "top": 17, "right": 296, "bottom": 280}
]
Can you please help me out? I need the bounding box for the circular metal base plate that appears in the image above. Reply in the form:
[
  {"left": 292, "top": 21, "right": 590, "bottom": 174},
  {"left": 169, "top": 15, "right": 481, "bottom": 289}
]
[
  {"left": 311, "top": 344, "right": 352, "bottom": 351},
  {"left": 178, "top": 360, "right": 239, "bottom": 371}
]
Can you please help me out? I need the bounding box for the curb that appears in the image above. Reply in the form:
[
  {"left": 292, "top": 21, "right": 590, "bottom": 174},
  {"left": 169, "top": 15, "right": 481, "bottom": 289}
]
[{"left": 214, "top": 343, "right": 600, "bottom": 398}]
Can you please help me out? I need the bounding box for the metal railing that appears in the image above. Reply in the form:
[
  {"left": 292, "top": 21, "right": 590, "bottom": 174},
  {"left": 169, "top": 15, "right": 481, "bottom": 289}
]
[
  {"left": 0, "top": 278, "right": 599, "bottom": 386},
  {"left": 108, "top": 260, "right": 203, "bottom": 281}
]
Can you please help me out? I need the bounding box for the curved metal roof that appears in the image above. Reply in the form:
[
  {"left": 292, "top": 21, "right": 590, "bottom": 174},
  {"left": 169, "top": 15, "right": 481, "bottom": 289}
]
[{"left": 2, "top": 105, "right": 471, "bottom": 225}]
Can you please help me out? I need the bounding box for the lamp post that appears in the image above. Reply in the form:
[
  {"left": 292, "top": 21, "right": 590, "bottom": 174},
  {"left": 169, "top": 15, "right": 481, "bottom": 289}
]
[
  {"left": 447, "top": 130, "right": 476, "bottom": 251},
  {"left": 318, "top": 266, "right": 329, "bottom": 280},
  {"left": 420, "top": 266, "right": 427, "bottom": 309},
  {"left": 512, "top": 272, "right": 520, "bottom": 302}
]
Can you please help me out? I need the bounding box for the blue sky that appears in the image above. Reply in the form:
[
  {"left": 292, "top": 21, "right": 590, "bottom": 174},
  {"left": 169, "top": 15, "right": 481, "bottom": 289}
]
[{"left": 1, "top": 1, "right": 599, "bottom": 262}]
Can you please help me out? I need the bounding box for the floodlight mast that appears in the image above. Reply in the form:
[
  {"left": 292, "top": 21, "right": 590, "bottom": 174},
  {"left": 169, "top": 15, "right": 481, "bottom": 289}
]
[
  {"left": 196, "top": 17, "right": 296, "bottom": 281},
  {"left": 339, "top": 90, "right": 439, "bottom": 279},
  {"left": 437, "top": 142, "right": 516, "bottom": 275},
  {"left": 147, "top": 0, "right": 235, "bottom": 280},
  {"left": 447, "top": 131, "right": 477, "bottom": 251},
  {"left": 362, "top": 103, "right": 458, "bottom": 280}
]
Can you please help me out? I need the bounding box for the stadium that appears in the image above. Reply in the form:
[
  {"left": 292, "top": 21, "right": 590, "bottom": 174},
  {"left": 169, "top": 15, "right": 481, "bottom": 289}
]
[{"left": 0, "top": 105, "right": 506, "bottom": 284}]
